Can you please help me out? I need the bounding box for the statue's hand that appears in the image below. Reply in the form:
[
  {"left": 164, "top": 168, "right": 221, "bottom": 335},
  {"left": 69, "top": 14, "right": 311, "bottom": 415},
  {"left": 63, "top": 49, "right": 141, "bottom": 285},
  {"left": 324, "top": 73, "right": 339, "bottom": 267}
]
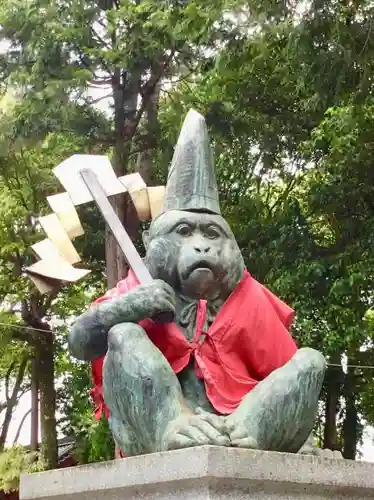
[
  {"left": 225, "top": 419, "right": 259, "bottom": 449},
  {"left": 117, "top": 279, "right": 176, "bottom": 323},
  {"left": 164, "top": 409, "right": 230, "bottom": 450}
]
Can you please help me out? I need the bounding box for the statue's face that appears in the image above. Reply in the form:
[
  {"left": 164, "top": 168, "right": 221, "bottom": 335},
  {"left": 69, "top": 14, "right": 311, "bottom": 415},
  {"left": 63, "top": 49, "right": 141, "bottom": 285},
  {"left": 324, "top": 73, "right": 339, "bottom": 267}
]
[{"left": 143, "top": 210, "right": 245, "bottom": 301}]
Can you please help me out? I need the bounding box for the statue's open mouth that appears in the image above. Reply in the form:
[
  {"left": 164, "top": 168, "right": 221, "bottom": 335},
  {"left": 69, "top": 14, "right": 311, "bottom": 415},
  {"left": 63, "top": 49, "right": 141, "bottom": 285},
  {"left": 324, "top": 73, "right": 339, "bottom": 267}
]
[{"left": 183, "top": 260, "right": 216, "bottom": 279}]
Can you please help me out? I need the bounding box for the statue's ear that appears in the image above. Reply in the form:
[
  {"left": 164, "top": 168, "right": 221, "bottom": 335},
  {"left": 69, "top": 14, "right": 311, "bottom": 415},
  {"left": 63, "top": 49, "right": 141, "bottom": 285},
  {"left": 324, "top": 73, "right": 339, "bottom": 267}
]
[{"left": 142, "top": 229, "right": 150, "bottom": 250}]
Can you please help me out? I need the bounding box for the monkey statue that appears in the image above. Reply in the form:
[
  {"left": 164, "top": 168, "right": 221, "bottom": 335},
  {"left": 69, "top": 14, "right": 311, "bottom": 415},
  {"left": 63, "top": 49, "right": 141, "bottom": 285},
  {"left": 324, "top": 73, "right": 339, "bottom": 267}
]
[{"left": 68, "top": 110, "right": 336, "bottom": 458}]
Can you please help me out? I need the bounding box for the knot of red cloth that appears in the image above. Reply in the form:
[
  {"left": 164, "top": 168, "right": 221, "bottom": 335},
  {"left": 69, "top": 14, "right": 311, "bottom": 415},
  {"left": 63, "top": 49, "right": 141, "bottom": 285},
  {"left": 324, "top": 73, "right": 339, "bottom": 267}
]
[{"left": 190, "top": 341, "right": 200, "bottom": 352}]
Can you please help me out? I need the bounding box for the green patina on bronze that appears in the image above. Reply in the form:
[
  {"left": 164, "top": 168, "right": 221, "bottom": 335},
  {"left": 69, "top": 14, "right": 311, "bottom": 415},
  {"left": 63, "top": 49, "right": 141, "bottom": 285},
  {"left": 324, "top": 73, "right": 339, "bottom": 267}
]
[{"left": 68, "top": 110, "right": 327, "bottom": 457}]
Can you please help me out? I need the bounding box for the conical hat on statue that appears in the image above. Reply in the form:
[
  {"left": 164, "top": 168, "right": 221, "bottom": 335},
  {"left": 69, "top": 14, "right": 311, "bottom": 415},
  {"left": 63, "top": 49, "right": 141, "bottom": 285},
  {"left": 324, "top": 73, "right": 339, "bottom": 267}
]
[{"left": 162, "top": 109, "right": 221, "bottom": 215}]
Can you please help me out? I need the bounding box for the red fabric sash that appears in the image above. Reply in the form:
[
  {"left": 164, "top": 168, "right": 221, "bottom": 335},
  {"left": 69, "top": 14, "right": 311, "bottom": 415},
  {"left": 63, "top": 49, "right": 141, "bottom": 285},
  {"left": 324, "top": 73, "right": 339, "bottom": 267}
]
[{"left": 90, "top": 270, "right": 297, "bottom": 420}]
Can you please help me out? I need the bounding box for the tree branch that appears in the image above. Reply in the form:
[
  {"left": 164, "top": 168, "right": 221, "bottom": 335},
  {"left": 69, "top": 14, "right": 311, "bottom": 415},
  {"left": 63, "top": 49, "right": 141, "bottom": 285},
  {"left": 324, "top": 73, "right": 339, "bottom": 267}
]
[
  {"left": 126, "top": 52, "right": 175, "bottom": 139},
  {"left": 269, "top": 176, "right": 298, "bottom": 215},
  {"left": 90, "top": 27, "right": 112, "bottom": 50},
  {"left": 90, "top": 78, "right": 113, "bottom": 87},
  {"left": 11, "top": 357, "right": 29, "bottom": 402},
  {"left": 13, "top": 408, "right": 32, "bottom": 445},
  {"left": 0, "top": 355, "right": 29, "bottom": 451},
  {"left": 5, "top": 361, "right": 16, "bottom": 402},
  {"left": 39, "top": 289, "right": 60, "bottom": 318},
  {"left": 85, "top": 92, "right": 113, "bottom": 105}
]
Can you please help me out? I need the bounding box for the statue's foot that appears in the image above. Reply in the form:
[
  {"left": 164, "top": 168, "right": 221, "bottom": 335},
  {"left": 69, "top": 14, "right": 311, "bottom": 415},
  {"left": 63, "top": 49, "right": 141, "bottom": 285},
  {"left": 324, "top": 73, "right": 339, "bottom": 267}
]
[
  {"left": 299, "top": 445, "right": 343, "bottom": 459},
  {"left": 163, "top": 409, "right": 230, "bottom": 450},
  {"left": 298, "top": 434, "right": 344, "bottom": 459},
  {"left": 316, "top": 449, "right": 344, "bottom": 459}
]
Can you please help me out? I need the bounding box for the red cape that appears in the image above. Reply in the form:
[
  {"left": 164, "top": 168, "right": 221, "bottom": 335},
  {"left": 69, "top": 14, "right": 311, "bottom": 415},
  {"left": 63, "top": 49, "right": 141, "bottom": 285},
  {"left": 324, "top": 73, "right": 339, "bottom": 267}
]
[{"left": 90, "top": 270, "right": 297, "bottom": 420}]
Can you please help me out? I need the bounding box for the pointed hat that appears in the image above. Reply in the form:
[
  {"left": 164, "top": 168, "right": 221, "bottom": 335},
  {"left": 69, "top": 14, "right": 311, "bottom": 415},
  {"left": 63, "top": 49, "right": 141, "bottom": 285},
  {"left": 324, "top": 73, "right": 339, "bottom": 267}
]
[{"left": 162, "top": 109, "right": 221, "bottom": 215}]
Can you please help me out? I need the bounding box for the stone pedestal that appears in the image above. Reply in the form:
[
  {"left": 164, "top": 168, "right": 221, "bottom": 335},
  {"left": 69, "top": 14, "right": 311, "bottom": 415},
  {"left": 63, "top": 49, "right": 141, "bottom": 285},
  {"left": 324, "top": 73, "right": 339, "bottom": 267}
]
[{"left": 20, "top": 446, "right": 374, "bottom": 500}]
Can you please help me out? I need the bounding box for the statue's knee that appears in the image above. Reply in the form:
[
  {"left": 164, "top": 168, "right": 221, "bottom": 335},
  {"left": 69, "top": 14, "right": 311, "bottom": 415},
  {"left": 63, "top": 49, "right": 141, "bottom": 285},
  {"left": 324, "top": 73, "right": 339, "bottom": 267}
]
[
  {"left": 107, "top": 323, "right": 146, "bottom": 352},
  {"left": 293, "top": 348, "right": 326, "bottom": 374},
  {"left": 107, "top": 322, "right": 175, "bottom": 383}
]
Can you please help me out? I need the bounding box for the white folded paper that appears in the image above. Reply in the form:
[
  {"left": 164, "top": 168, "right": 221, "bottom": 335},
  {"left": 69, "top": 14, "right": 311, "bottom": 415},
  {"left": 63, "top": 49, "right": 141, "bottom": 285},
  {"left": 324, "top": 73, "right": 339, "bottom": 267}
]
[
  {"left": 119, "top": 173, "right": 150, "bottom": 221},
  {"left": 47, "top": 192, "right": 84, "bottom": 239},
  {"left": 147, "top": 186, "right": 165, "bottom": 219},
  {"left": 38, "top": 214, "right": 81, "bottom": 264},
  {"left": 53, "top": 154, "right": 126, "bottom": 205}
]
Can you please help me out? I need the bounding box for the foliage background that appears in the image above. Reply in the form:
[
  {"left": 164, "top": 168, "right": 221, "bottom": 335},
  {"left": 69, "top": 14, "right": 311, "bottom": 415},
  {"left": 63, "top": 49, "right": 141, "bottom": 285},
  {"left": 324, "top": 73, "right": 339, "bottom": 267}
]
[{"left": 2, "top": 0, "right": 374, "bottom": 489}]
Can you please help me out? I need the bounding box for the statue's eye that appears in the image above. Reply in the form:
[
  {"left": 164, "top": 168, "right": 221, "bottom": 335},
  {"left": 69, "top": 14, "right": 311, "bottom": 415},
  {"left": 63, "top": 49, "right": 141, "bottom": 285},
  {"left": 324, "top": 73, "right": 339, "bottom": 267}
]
[
  {"left": 176, "top": 224, "right": 192, "bottom": 236},
  {"left": 205, "top": 226, "right": 220, "bottom": 239}
]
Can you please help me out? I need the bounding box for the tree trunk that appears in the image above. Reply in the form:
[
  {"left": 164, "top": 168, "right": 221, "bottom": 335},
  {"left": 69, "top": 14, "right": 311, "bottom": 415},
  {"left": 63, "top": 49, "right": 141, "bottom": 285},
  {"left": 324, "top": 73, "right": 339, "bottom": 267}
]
[
  {"left": 136, "top": 78, "right": 162, "bottom": 185},
  {"left": 36, "top": 329, "right": 58, "bottom": 469},
  {"left": 105, "top": 67, "right": 140, "bottom": 288},
  {"left": 0, "top": 357, "right": 28, "bottom": 451},
  {"left": 323, "top": 353, "right": 342, "bottom": 451},
  {"left": 21, "top": 294, "right": 58, "bottom": 468},
  {"left": 104, "top": 8, "right": 165, "bottom": 288},
  {"left": 342, "top": 363, "right": 358, "bottom": 460},
  {"left": 30, "top": 355, "right": 39, "bottom": 451}
]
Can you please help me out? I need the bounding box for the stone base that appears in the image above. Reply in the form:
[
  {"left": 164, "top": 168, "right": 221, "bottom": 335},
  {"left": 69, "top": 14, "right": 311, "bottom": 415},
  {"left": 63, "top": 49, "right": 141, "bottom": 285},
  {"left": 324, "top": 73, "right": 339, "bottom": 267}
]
[{"left": 20, "top": 446, "right": 374, "bottom": 500}]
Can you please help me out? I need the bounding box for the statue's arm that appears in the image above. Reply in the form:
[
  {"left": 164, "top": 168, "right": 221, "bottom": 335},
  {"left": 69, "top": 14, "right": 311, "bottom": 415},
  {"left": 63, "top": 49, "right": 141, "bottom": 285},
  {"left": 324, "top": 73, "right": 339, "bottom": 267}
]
[
  {"left": 68, "top": 295, "right": 141, "bottom": 362},
  {"left": 68, "top": 279, "right": 176, "bottom": 362}
]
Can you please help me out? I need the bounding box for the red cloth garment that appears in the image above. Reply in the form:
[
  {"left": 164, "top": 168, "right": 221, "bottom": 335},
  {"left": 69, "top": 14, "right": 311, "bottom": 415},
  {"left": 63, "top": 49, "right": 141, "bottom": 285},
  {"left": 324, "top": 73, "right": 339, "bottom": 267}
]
[{"left": 90, "top": 269, "right": 297, "bottom": 421}]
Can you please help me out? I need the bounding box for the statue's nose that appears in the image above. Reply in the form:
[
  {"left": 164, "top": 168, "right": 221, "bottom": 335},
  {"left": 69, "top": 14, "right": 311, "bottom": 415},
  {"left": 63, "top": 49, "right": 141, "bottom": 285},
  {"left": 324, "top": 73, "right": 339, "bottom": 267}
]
[{"left": 194, "top": 243, "right": 211, "bottom": 254}]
